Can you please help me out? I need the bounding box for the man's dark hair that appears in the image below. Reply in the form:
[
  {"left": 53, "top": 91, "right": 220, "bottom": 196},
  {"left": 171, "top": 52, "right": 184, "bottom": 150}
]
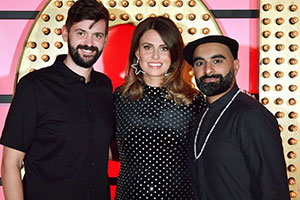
[{"left": 65, "top": 0, "right": 109, "bottom": 35}]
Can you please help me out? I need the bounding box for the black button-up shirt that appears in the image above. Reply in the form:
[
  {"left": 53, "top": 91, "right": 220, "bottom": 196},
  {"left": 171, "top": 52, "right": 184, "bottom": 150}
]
[{"left": 1, "top": 55, "right": 114, "bottom": 200}]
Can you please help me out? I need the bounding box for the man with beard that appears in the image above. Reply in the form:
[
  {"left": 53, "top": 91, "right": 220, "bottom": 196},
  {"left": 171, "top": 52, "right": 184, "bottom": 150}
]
[
  {"left": 183, "top": 35, "right": 289, "bottom": 200},
  {"left": 0, "top": 1, "right": 113, "bottom": 200}
]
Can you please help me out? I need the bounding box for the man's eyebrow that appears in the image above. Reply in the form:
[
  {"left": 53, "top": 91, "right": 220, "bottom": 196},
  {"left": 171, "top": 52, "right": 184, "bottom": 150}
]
[
  {"left": 74, "top": 28, "right": 86, "bottom": 32},
  {"left": 193, "top": 57, "right": 204, "bottom": 64},
  {"left": 211, "top": 54, "right": 226, "bottom": 59}
]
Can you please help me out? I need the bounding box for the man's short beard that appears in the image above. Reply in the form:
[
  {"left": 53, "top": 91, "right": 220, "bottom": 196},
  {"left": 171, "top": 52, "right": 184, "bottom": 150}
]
[
  {"left": 195, "top": 68, "right": 235, "bottom": 96},
  {"left": 68, "top": 39, "right": 102, "bottom": 68}
]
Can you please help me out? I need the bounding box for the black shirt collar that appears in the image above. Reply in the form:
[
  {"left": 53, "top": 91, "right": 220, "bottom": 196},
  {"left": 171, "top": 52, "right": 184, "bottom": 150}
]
[{"left": 53, "top": 55, "right": 97, "bottom": 83}]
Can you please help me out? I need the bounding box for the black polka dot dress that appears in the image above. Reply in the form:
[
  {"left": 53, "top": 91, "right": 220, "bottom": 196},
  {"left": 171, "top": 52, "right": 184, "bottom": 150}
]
[{"left": 114, "top": 85, "right": 205, "bottom": 200}]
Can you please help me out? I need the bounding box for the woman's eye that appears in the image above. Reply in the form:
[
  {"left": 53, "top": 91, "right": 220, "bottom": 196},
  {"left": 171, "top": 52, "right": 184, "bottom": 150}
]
[
  {"left": 161, "top": 46, "right": 169, "bottom": 51},
  {"left": 143, "top": 45, "right": 152, "bottom": 50}
]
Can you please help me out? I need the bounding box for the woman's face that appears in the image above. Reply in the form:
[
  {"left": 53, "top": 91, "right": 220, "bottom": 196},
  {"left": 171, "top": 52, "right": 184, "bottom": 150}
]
[{"left": 135, "top": 29, "right": 171, "bottom": 86}]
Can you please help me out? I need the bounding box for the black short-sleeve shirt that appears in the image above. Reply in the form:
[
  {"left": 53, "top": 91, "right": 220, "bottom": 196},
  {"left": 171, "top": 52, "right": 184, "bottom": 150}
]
[{"left": 1, "top": 55, "right": 114, "bottom": 200}]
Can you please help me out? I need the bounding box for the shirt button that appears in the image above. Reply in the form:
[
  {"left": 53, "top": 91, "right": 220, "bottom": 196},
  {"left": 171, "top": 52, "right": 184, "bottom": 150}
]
[
  {"left": 91, "top": 162, "right": 95, "bottom": 166},
  {"left": 80, "top": 77, "right": 85, "bottom": 82}
]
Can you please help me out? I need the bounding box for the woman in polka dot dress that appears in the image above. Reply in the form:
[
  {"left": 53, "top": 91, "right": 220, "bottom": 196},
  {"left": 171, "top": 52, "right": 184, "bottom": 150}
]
[{"left": 114, "top": 16, "right": 206, "bottom": 199}]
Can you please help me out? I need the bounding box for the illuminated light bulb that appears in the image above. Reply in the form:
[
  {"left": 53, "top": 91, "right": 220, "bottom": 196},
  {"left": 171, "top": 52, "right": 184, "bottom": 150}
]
[
  {"left": 275, "top": 71, "right": 284, "bottom": 78},
  {"left": 288, "top": 164, "right": 297, "bottom": 172},
  {"left": 42, "top": 27, "right": 50, "bottom": 35},
  {"left": 202, "top": 14, "right": 210, "bottom": 21},
  {"left": 41, "top": 14, "right": 50, "bottom": 22},
  {"left": 188, "top": 27, "right": 196, "bottom": 35},
  {"left": 275, "top": 84, "right": 282, "bottom": 91},
  {"left": 135, "top": 0, "right": 143, "bottom": 6},
  {"left": 67, "top": 1, "right": 74, "bottom": 7},
  {"left": 290, "top": 191, "right": 297, "bottom": 198},
  {"left": 289, "top": 125, "right": 298, "bottom": 132},
  {"left": 109, "top": 0, "right": 116, "bottom": 7},
  {"left": 177, "top": 27, "right": 183, "bottom": 33},
  {"left": 289, "top": 58, "right": 298, "bottom": 65},
  {"left": 27, "top": 41, "right": 36, "bottom": 48},
  {"left": 278, "top": 125, "right": 284, "bottom": 132},
  {"left": 29, "top": 68, "right": 36, "bottom": 72},
  {"left": 262, "top": 44, "right": 270, "bottom": 52},
  {"left": 109, "top": 13, "right": 116, "bottom": 21},
  {"left": 41, "top": 55, "right": 50, "bottom": 62},
  {"left": 188, "top": 0, "right": 195, "bottom": 7},
  {"left": 148, "top": 0, "right": 156, "bottom": 7},
  {"left": 290, "top": 17, "right": 298, "bottom": 24},
  {"left": 290, "top": 4, "right": 298, "bottom": 12},
  {"left": 121, "top": 0, "right": 129, "bottom": 7},
  {"left": 162, "top": 0, "right": 170, "bottom": 7},
  {"left": 289, "top": 112, "right": 298, "bottom": 119},
  {"left": 276, "top": 4, "right": 284, "bottom": 11},
  {"left": 275, "top": 31, "right": 284, "bottom": 38},
  {"left": 261, "top": 97, "right": 269, "bottom": 105},
  {"left": 56, "top": 14, "right": 64, "bottom": 22},
  {"left": 275, "top": 112, "right": 285, "bottom": 118},
  {"left": 275, "top": 97, "right": 283, "bottom": 105},
  {"left": 289, "top": 71, "right": 298, "bottom": 78},
  {"left": 289, "top": 177, "right": 296, "bottom": 185},
  {"left": 263, "top": 18, "right": 271, "bottom": 25},
  {"left": 41, "top": 42, "right": 50, "bottom": 49},
  {"left": 262, "top": 84, "right": 270, "bottom": 91},
  {"left": 149, "top": 13, "right": 156, "bottom": 18},
  {"left": 288, "top": 138, "right": 298, "bottom": 145},
  {"left": 263, "top": 3, "right": 271, "bottom": 11},
  {"left": 289, "top": 30, "right": 298, "bottom": 38},
  {"left": 54, "top": 41, "right": 63, "bottom": 49},
  {"left": 289, "top": 44, "right": 298, "bottom": 51},
  {"left": 54, "top": 28, "right": 62, "bottom": 35},
  {"left": 54, "top": 1, "right": 63, "bottom": 8},
  {"left": 120, "top": 13, "right": 129, "bottom": 21},
  {"left": 202, "top": 28, "right": 210, "bottom": 34},
  {"left": 262, "top": 71, "right": 270, "bottom": 78},
  {"left": 289, "top": 85, "right": 297, "bottom": 92},
  {"left": 275, "top": 44, "right": 285, "bottom": 51},
  {"left": 136, "top": 13, "right": 143, "bottom": 21},
  {"left": 263, "top": 30, "right": 271, "bottom": 38},
  {"left": 289, "top": 98, "right": 296, "bottom": 105},
  {"left": 29, "top": 54, "right": 37, "bottom": 62},
  {"left": 176, "top": 0, "right": 183, "bottom": 7},
  {"left": 176, "top": 13, "right": 183, "bottom": 20},
  {"left": 188, "top": 13, "right": 196, "bottom": 21},
  {"left": 162, "top": 13, "right": 170, "bottom": 18},
  {"left": 276, "top": 18, "right": 284, "bottom": 25},
  {"left": 288, "top": 151, "right": 297, "bottom": 159},
  {"left": 262, "top": 57, "right": 270, "bottom": 65},
  {"left": 275, "top": 57, "right": 285, "bottom": 64}
]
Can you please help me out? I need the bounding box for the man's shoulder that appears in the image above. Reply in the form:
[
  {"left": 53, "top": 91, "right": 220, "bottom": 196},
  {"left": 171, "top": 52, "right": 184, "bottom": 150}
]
[
  {"left": 92, "top": 71, "right": 112, "bottom": 84},
  {"left": 18, "top": 65, "right": 55, "bottom": 85},
  {"left": 233, "top": 92, "right": 277, "bottom": 122}
]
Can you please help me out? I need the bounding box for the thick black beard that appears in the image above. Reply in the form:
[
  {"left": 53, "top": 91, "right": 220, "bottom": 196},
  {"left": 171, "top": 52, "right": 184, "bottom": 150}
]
[
  {"left": 68, "top": 39, "right": 102, "bottom": 68},
  {"left": 195, "top": 68, "right": 234, "bottom": 96}
]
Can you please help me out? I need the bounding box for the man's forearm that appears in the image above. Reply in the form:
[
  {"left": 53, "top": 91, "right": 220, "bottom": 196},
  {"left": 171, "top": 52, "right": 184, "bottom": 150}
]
[{"left": 2, "top": 164, "right": 24, "bottom": 200}]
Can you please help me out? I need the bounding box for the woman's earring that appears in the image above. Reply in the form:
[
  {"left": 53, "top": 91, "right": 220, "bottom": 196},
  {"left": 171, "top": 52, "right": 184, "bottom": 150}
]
[{"left": 131, "top": 58, "right": 145, "bottom": 75}]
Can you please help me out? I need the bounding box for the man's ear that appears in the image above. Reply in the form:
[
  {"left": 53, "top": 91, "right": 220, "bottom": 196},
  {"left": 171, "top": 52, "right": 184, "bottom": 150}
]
[
  {"left": 61, "top": 25, "right": 68, "bottom": 42},
  {"left": 233, "top": 59, "right": 240, "bottom": 76}
]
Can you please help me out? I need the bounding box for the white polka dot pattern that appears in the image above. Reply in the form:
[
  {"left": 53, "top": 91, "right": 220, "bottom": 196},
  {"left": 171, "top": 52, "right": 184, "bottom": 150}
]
[{"left": 114, "top": 85, "right": 205, "bottom": 199}]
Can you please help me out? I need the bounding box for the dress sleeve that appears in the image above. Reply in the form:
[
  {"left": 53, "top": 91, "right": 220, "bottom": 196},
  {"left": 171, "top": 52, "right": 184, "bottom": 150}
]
[
  {"left": 0, "top": 78, "right": 38, "bottom": 153},
  {"left": 239, "top": 108, "right": 290, "bottom": 200}
]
